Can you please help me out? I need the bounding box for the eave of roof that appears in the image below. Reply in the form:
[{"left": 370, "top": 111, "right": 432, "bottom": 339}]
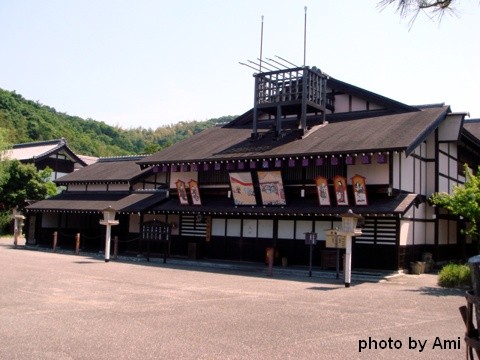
[
  {"left": 25, "top": 190, "right": 168, "bottom": 214},
  {"left": 137, "top": 106, "right": 449, "bottom": 166},
  {"left": 145, "top": 192, "right": 418, "bottom": 217},
  {"left": 55, "top": 156, "right": 151, "bottom": 185}
]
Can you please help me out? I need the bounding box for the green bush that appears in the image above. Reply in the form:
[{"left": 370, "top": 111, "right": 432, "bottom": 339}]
[
  {"left": 438, "top": 263, "right": 471, "bottom": 288},
  {"left": 0, "top": 211, "right": 12, "bottom": 235}
]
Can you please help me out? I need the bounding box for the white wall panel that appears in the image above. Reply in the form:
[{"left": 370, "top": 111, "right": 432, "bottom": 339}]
[
  {"left": 295, "top": 221, "right": 312, "bottom": 240},
  {"left": 212, "top": 218, "right": 226, "bottom": 236},
  {"left": 258, "top": 219, "right": 274, "bottom": 238},
  {"left": 226, "top": 219, "right": 241, "bottom": 237},
  {"left": 278, "top": 220, "right": 295, "bottom": 239},
  {"left": 242, "top": 219, "right": 257, "bottom": 238},
  {"left": 347, "top": 162, "right": 388, "bottom": 185}
]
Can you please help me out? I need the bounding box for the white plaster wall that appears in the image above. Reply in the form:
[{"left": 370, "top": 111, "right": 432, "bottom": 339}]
[
  {"left": 169, "top": 171, "right": 198, "bottom": 189},
  {"left": 426, "top": 162, "right": 436, "bottom": 195},
  {"left": 88, "top": 184, "right": 107, "bottom": 191},
  {"left": 399, "top": 219, "right": 412, "bottom": 246},
  {"left": 351, "top": 97, "right": 367, "bottom": 111},
  {"left": 278, "top": 220, "right": 295, "bottom": 239},
  {"left": 438, "top": 114, "right": 463, "bottom": 141},
  {"left": 67, "top": 184, "right": 87, "bottom": 191},
  {"left": 413, "top": 220, "right": 426, "bottom": 245},
  {"left": 295, "top": 220, "right": 312, "bottom": 240},
  {"left": 315, "top": 220, "right": 335, "bottom": 240},
  {"left": 226, "top": 219, "right": 241, "bottom": 237},
  {"left": 109, "top": 184, "right": 129, "bottom": 191},
  {"left": 334, "top": 94, "right": 349, "bottom": 113},
  {"left": 347, "top": 162, "right": 388, "bottom": 185},
  {"left": 212, "top": 218, "right": 226, "bottom": 236},
  {"left": 243, "top": 219, "right": 258, "bottom": 238},
  {"left": 400, "top": 154, "right": 415, "bottom": 192},
  {"left": 258, "top": 219, "right": 274, "bottom": 238}
]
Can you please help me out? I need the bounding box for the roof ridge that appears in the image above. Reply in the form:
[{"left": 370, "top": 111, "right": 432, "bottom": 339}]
[
  {"left": 12, "top": 138, "right": 66, "bottom": 149},
  {"left": 98, "top": 155, "right": 147, "bottom": 162}
]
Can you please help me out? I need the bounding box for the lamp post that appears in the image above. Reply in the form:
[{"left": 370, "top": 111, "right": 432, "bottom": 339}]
[
  {"left": 340, "top": 209, "right": 362, "bottom": 288},
  {"left": 12, "top": 207, "right": 26, "bottom": 248},
  {"left": 99, "top": 206, "right": 119, "bottom": 262}
]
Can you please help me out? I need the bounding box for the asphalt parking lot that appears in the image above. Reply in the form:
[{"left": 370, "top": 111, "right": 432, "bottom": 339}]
[{"left": 0, "top": 237, "right": 467, "bottom": 360}]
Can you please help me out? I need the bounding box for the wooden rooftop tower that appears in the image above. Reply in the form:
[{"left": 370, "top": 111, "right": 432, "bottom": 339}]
[{"left": 251, "top": 66, "right": 330, "bottom": 140}]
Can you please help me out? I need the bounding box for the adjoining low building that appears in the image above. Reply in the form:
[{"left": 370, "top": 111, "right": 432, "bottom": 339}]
[
  {"left": 24, "top": 155, "right": 167, "bottom": 250},
  {"left": 2, "top": 138, "right": 91, "bottom": 180},
  {"left": 25, "top": 66, "right": 480, "bottom": 270}
]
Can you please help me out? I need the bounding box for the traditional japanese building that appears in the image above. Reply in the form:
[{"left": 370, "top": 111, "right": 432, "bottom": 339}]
[
  {"left": 2, "top": 138, "right": 90, "bottom": 180},
  {"left": 25, "top": 66, "right": 480, "bottom": 270}
]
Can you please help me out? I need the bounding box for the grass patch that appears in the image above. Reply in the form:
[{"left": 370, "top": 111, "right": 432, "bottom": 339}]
[{"left": 438, "top": 263, "right": 471, "bottom": 288}]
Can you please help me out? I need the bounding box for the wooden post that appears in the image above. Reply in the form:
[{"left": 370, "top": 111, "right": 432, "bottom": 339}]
[
  {"left": 75, "top": 233, "right": 80, "bottom": 255},
  {"left": 13, "top": 218, "right": 18, "bottom": 249},
  {"left": 53, "top": 231, "right": 58, "bottom": 252},
  {"left": 113, "top": 236, "right": 118, "bottom": 260},
  {"left": 267, "top": 247, "right": 274, "bottom": 276}
]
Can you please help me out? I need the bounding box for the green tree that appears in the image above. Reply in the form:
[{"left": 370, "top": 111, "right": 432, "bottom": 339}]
[
  {"left": 430, "top": 164, "right": 480, "bottom": 236},
  {"left": 0, "top": 160, "right": 57, "bottom": 211}
]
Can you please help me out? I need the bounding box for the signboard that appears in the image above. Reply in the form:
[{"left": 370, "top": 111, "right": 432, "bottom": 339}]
[
  {"left": 315, "top": 176, "right": 331, "bottom": 206},
  {"left": 176, "top": 179, "right": 189, "bottom": 205},
  {"left": 229, "top": 172, "right": 257, "bottom": 205},
  {"left": 333, "top": 175, "right": 349, "bottom": 206},
  {"left": 351, "top": 174, "right": 368, "bottom": 206},
  {"left": 188, "top": 179, "right": 202, "bottom": 205},
  {"left": 325, "top": 229, "right": 347, "bottom": 249},
  {"left": 257, "top": 171, "right": 287, "bottom": 206}
]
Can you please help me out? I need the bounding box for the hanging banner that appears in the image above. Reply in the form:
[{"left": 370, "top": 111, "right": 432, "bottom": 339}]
[
  {"left": 315, "top": 176, "right": 331, "bottom": 206},
  {"left": 351, "top": 174, "right": 368, "bottom": 206},
  {"left": 257, "top": 171, "right": 287, "bottom": 206},
  {"left": 176, "top": 179, "right": 189, "bottom": 205},
  {"left": 229, "top": 172, "right": 257, "bottom": 205},
  {"left": 333, "top": 175, "right": 349, "bottom": 206},
  {"left": 188, "top": 179, "right": 202, "bottom": 206}
]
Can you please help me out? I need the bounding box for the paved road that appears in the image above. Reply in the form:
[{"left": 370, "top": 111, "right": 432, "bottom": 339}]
[{"left": 0, "top": 238, "right": 467, "bottom": 359}]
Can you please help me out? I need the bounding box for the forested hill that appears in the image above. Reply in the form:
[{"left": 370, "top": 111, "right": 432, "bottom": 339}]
[{"left": 0, "top": 88, "right": 236, "bottom": 157}]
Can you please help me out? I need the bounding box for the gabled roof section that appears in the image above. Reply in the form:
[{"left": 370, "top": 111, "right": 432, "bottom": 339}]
[
  {"left": 463, "top": 119, "right": 480, "bottom": 145},
  {"left": 3, "top": 138, "right": 88, "bottom": 166},
  {"left": 137, "top": 106, "right": 450, "bottom": 166},
  {"left": 327, "top": 77, "right": 419, "bottom": 113},
  {"left": 55, "top": 155, "right": 151, "bottom": 185}
]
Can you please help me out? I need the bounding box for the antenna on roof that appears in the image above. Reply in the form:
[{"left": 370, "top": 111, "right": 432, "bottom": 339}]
[
  {"left": 303, "top": 6, "right": 307, "bottom": 66},
  {"left": 275, "top": 55, "right": 298, "bottom": 68},
  {"left": 238, "top": 61, "right": 259, "bottom": 72},
  {"left": 257, "top": 58, "right": 282, "bottom": 71},
  {"left": 248, "top": 59, "right": 273, "bottom": 72},
  {"left": 265, "top": 57, "right": 289, "bottom": 70},
  {"left": 259, "top": 15, "right": 264, "bottom": 73}
]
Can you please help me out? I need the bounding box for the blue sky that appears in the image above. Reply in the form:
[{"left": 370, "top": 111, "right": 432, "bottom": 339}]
[{"left": 1, "top": 0, "right": 479, "bottom": 129}]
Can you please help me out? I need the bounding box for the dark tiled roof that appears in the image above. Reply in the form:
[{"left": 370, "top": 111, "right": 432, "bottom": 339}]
[
  {"left": 146, "top": 192, "right": 419, "bottom": 216},
  {"left": 55, "top": 156, "right": 150, "bottom": 184},
  {"left": 463, "top": 119, "right": 480, "bottom": 141},
  {"left": 138, "top": 106, "right": 448, "bottom": 165},
  {"left": 26, "top": 190, "right": 168, "bottom": 213},
  {"left": 26, "top": 191, "right": 128, "bottom": 212},
  {"left": 6, "top": 138, "right": 88, "bottom": 167}
]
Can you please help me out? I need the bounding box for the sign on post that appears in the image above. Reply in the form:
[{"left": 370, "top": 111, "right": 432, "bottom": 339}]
[{"left": 325, "top": 229, "right": 346, "bottom": 249}]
